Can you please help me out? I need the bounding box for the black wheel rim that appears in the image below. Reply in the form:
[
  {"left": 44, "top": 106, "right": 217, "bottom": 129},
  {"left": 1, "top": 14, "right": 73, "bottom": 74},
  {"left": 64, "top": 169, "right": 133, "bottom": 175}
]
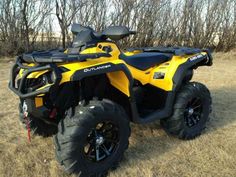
[
  {"left": 184, "top": 97, "right": 203, "bottom": 128},
  {"left": 83, "top": 121, "right": 119, "bottom": 162}
]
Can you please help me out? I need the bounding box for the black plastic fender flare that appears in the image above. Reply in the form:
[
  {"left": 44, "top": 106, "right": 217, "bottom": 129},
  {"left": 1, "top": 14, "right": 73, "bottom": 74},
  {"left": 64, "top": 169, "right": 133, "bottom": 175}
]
[
  {"left": 173, "top": 52, "right": 212, "bottom": 91},
  {"left": 70, "top": 62, "right": 134, "bottom": 98}
]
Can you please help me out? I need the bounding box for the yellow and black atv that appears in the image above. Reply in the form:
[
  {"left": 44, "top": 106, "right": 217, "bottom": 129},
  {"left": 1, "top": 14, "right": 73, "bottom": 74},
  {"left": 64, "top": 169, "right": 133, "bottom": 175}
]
[{"left": 9, "top": 24, "right": 213, "bottom": 176}]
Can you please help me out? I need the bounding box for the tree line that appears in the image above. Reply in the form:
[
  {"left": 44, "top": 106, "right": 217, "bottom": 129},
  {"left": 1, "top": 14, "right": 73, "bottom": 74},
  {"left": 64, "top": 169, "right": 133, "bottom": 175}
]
[{"left": 0, "top": 0, "right": 236, "bottom": 56}]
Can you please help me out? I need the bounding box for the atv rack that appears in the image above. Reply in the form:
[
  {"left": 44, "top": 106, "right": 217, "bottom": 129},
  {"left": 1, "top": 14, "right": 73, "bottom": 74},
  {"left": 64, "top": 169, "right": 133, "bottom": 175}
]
[
  {"left": 22, "top": 51, "right": 111, "bottom": 63},
  {"left": 9, "top": 51, "right": 112, "bottom": 98},
  {"left": 126, "top": 47, "right": 213, "bottom": 66}
]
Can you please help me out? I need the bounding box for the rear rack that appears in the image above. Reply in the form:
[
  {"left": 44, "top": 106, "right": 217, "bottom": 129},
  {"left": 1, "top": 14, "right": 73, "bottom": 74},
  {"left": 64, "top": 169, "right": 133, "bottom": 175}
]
[{"left": 125, "top": 47, "right": 213, "bottom": 66}]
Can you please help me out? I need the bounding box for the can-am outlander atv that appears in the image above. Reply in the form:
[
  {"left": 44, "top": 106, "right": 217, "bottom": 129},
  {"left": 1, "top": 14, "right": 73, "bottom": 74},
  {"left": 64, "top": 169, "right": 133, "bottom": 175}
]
[{"left": 9, "top": 24, "right": 212, "bottom": 176}]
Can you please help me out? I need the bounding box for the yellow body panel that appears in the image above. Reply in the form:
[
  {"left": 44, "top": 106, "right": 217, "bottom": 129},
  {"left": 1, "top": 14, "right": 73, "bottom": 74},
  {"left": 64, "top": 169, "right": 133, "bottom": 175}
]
[
  {"left": 122, "top": 51, "right": 207, "bottom": 91},
  {"left": 149, "top": 56, "right": 186, "bottom": 91},
  {"left": 36, "top": 83, "right": 53, "bottom": 91},
  {"left": 80, "top": 47, "right": 101, "bottom": 54},
  {"left": 19, "top": 63, "right": 48, "bottom": 79},
  {"left": 27, "top": 70, "right": 49, "bottom": 78},
  {"left": 59, "top": 59, "right": 125, "bottom": 84},
  {"left": 81, "top": 42, "right": 121, "bottom": 58},
  {"left": 107, "top": 71, "right": 130, "bottom": 96},
  {"left": 18, "top": 40, "right": 207, "bottom": 97},
  {"left": 35, "top": 97, "right": 43, "bottom": 107},
  {"left": 124, "top": 50, "right": 142, "bottom": 56}
]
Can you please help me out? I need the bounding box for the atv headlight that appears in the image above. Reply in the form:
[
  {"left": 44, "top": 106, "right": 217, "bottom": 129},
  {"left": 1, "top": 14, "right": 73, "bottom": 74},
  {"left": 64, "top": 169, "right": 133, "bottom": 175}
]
[
  {"left": 24, "top": 71, "right": 57, "bottom": 92},
  {"left": 25, "top": 77, "right": 44, "bottom": 90},
  {"left": 42, "top": 71, "right": 56, "bottom": 84}
]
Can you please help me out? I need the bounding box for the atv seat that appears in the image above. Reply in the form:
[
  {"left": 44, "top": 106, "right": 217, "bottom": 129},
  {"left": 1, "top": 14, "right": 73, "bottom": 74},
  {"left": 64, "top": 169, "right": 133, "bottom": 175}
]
[{"left": 120, "top": 52, "right": 172, "bottom": 70}]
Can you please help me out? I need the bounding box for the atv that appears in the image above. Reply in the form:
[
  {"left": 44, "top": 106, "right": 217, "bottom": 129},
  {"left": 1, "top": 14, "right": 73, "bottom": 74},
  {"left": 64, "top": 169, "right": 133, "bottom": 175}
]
[{"left": 9, "top": 24, "right": 213, "bottom": 176}]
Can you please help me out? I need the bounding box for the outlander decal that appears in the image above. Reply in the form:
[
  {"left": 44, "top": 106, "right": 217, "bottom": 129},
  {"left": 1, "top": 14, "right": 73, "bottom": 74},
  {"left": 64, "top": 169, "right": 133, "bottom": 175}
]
[
  {"left": 83, "top": 64, "right": 112, "bottom": 73},
  {"left": 189, "top": 54, "right": 206, "bottom": 61}
]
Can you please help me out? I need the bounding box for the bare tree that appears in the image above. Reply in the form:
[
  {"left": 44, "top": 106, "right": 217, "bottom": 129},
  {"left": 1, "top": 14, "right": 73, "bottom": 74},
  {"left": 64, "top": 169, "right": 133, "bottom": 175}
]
[
  {"left": 20, "top": 0, "right": 52, "bottom": 51},
  {"left": 1, "top": 0, "right": 236, "bottom": 57},
  {"left": 56, "top": 0, "right": 82, "bottom": 48},
  {"left": 75, "top": 0, "right": 108, "bottom": 31}
]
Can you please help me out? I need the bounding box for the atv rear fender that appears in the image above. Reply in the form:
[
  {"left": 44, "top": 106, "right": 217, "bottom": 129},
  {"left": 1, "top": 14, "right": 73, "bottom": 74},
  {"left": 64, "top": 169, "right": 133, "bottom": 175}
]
[{"left": 173, "top": 49, "right": 213, "bottom": 91}]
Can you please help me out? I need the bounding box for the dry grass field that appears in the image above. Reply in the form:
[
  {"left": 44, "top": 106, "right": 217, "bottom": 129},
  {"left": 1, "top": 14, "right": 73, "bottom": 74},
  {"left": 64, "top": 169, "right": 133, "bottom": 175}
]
[{"left": 0, "top": 52, "right": 236, "bottom": 177}]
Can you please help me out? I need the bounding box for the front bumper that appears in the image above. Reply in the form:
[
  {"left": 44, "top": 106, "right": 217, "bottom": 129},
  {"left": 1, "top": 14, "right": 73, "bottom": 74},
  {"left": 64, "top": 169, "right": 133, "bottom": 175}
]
[
  {"left": 21, "top": 98, "right": 49, "bottom": 118},
  {"left": 8, "top": 56, "right": 61, "bottom": 98}
]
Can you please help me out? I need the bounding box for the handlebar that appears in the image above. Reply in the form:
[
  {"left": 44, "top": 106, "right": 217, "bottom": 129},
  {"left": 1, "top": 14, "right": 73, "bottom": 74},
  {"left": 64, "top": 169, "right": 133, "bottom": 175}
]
[{"left": 129, "top": 31, "right": 137, "bottom": 35}]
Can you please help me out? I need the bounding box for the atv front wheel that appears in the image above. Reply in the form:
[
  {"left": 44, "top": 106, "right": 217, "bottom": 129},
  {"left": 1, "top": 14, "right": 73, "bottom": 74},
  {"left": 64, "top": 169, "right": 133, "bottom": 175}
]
[
  {"left": 161, "top": 82, "right": 212, "bottom": 140},
  {"left": 18, "top": 103, "right": 57, "bottom": 136},
  {"left": 54, "top": 99, "right": 131, "bottom": 176}
]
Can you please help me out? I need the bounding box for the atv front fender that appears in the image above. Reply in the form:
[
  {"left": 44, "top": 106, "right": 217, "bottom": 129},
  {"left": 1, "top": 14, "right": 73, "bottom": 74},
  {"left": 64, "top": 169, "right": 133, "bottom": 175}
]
[{"left": 71, "top": 62, "right": 134, "bottom": 97}]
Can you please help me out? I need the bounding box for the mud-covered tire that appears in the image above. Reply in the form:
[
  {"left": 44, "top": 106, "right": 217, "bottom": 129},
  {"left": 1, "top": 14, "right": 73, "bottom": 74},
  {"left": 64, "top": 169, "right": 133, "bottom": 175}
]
[
  {"left": 18, "top": 103, "right": 57, "bottom": 136},
  {"left": 54, "top": 99, "right": 131, "bottom": 176},
  {"left": 161, "top": 82, "right": 212, "bottom": 140}
]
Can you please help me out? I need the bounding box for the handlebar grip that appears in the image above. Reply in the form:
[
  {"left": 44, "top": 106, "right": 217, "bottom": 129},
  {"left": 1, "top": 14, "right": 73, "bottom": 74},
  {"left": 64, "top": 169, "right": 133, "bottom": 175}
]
[{"left": 130, "top": 31, "right": 136, "bottom": 35}]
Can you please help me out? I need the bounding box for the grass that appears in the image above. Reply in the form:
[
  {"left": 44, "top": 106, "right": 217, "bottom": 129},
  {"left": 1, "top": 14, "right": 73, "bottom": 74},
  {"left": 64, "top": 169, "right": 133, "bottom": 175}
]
[{"left": 0, "top": 52, "right": 236, "bottom": 177}]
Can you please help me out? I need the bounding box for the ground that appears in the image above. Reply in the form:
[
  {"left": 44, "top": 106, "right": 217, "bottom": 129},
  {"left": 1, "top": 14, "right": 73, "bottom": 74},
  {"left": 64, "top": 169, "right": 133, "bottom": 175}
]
[{"left": 0, "top": 52, "right": 236, "bottom": 177}]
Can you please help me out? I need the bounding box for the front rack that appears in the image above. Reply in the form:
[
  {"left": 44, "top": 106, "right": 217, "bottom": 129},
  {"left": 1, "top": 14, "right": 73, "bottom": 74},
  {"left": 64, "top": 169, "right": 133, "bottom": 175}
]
[
  {"left": 22, "top": 51, "right": 111, "bottom": 63},
  {"left": 8, "top": 51, "right": 112, "bottom": 98}
]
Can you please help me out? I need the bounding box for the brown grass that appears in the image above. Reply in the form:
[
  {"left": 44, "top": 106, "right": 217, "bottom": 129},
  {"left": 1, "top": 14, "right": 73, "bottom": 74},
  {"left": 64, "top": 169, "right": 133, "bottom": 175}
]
[{"left": 0, "top": 52, "right": 236, "bottom": 177}]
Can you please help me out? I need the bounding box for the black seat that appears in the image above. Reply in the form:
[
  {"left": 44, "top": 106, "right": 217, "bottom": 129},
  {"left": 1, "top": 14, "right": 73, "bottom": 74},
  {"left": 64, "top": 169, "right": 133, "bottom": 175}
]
[{"left": 120, "top": 52, "right": 172, "bottom": 71}]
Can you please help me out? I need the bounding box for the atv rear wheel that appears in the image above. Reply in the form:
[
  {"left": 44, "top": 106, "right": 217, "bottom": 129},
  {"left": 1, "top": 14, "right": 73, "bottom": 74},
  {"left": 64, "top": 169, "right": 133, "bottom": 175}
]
[
  {"left": 54, "top": 99, "right": 130, "bottom": 176},
  {"left": 161, "top": 82, "right": 212, "bottom": 140},
  {"left": 18, "top": 103, "right": 57, "bottom": 136}
]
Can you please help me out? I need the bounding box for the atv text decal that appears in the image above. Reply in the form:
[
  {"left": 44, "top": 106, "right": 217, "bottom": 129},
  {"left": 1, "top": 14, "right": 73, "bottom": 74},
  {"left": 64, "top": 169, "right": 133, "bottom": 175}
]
[
  {"left": 189, "top": 54, "right": 206, "bottom": 61},
  {"left": 84, "top": 64, "right": 112, "bottom": 73}
]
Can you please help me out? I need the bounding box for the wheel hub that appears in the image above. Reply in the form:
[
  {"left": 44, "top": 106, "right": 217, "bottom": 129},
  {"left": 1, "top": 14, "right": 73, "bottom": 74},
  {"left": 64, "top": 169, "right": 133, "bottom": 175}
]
[
  {"left": 188, "top": 108, "right": 194, "bottom": 116},
  {"left": 184, "top": 97, "right": 203, "bottom": 127},
  {"left": 96, "top": 136, "right": 104, "bottom": 146},
  {"left": 84, "top": 121, "right": 119, "bottom": 162}
]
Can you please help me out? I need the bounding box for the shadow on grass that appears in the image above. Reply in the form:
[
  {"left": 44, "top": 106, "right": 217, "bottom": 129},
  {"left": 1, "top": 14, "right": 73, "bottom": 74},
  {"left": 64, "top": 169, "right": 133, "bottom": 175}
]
[
  {"left": 120, "top": 87, "right": 236, "bottom": 166},
  {"left": 207, "top": 87, "right": 236, "bottom": 131}
]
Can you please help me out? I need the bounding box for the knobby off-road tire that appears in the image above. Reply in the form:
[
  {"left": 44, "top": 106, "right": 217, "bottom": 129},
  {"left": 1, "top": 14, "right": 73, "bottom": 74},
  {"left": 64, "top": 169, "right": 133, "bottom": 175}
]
[
  {"left": 54, "top": 99, "right": 131, "bottom": 177},
  {"left": 19, "top": 104, "right": 57, "bottom": 136},
  {"left": 161, "top": 82, "right": 212, "bottom": 140}
]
